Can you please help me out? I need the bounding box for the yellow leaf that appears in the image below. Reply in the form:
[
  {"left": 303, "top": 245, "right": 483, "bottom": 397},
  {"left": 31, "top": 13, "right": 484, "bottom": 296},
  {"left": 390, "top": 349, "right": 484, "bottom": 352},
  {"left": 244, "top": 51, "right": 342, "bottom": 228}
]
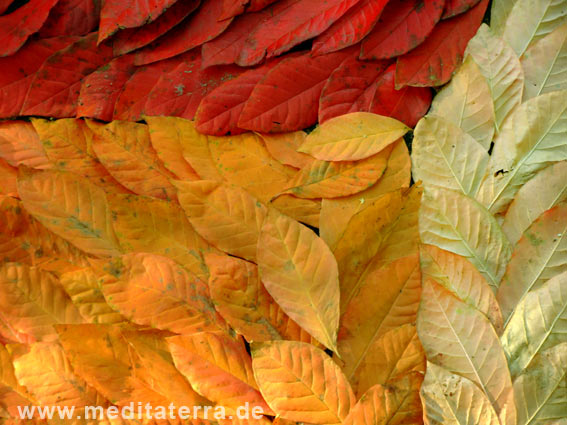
[
  {"left": 59, "top": 267, "right": 126, "bottom": 324},
  {"left": 354, "top": 324, "right": 425, "bottom": 398},
  {"left": 282, "top": 147, "right": 392, "bottom": 199},
  {"left": 32, "top": 118, "right": 128, "bottom": 193},
  {"left": 10, "top": 342, "right": 105, "bottom": 407},
  {"left": 0, "top": 121, "right": 50, "bottom": 169},
  {"left": 208, "top": 133, "right": 296, "bottom": 203},
  {"left": 0, "top": 344, "right": 33, "bottom": 418},
  {"left": 145, "top": 116, "right": 222, "bottom": 181},
  {"left": 269, "top": 195, "right": 320, "bottom": 228},
  {"left": 320, "top": 140, "right": 410, "bottom": 249},
  {"left": 99, "top": 253, "right": 225, "bottom": 335},
  {"left": 87, "top": 120, "right": 177, "bottom": 201},
  {"left": 0, "top": 263, "right": 84, "bottom": 342},
  {"left": 167, "top": 332, "right": 271, "bottom": 414},
  {"left": 257, "top": 131, "right": 314, "bottom": 169},
  {"left": 343, "top": 373, "right": 423, "bottom": 425},
  {"left": 251, "top": 340, "right": 355, "bottom": 425},
  {"left": 174, "top": 180, "right": 267, "bottom": 263},
  {"left": 257, "top": 209, "right": 340, "bottom": 351},
  {"left": 108, "top": 193, "right": 215, "bottom": 281},
  {"left": 17, "top": 168, "right": 122, "bottom": 258},
  {"left": 298, "top": 112, "right": 408, "bottom": 161},
  {"left": 206, "top": 253, "right": 316, "bottom": 344}
]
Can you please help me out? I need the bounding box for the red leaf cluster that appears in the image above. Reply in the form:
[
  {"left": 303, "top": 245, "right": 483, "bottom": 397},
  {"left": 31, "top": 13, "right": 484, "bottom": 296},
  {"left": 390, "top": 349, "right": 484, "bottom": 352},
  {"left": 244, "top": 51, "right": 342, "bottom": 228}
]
[{"left": 0, "top": 0, "right": 488, "bottom": 133}]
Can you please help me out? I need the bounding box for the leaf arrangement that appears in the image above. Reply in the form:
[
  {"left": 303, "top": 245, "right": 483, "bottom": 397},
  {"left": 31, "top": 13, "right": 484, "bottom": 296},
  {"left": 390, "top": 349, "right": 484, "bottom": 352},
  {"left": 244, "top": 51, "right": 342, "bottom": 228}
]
[
  {"left": 1, "top": 0, "right": 567, "bottom": 424},
  {"left": 0, "top": 0, "right": 491, "bottom": 134}
]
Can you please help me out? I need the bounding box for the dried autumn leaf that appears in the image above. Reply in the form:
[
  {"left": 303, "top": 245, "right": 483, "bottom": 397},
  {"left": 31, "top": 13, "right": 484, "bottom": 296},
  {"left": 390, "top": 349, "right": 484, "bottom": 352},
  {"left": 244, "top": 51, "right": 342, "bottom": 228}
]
[
  {"left": 353, "top": 324, "right": 425, "bottom": 397},
  {"left": 476, "top": 90, "right": 567, "bottom": 214},
  {"left": 145, "top": 116, "right": 222, "bottom": 181},
  {"left": 56, "top": 323, "right": 171, "bottom": 406},
  {"left": 0, "top": 263, "right": 84, "bottom": 342},
  {"left": 17, "top": 168, "right": 122, "bottom": 258},
  {"left": 419, "top": 188, "right": 512, "bottom": 289},
  {"left": 10, "top": 342, "right": 104, "bottom": 406},
  {"left": 257, "top": 209, "right": 340, "bottom": 351},
  {"left": 298, "top": 112, "right": 408, "bottom": 161},
  {"left": 174, "top": 180, "right": 267, "bottom": 262},
  {"left": 31, "top": 118, "right": 127, "bottom": 193},
  {"left": 521, "top": 23, "right": 567, "bottom": 99},
  {"left": 319, "top": 139, "right": 410, "bottom": 249},
  {"left": 0, "top": 121, "right": 51, "bottom": 169},
  {"left": 311, "top": 0, "right": 390, "bottom": 56},
  {"left": 251, "top": 340, "right": 355, "bottom": 425},
  {"left": 99, "top": 253, "right": 224, "bottom": 335},
  {"left": 412, "top": 116, "right": 489, "bottom": 197},
  {"left": 497, "top": 203, "right": 567, "bottom": 324},
  {"left": 360, "top": 0, "right": 446, "bottom": 60},
  {"left": 395, "top": 0, "right": 488, "bottom": 87},
  {"left": 208, "top": 132, "right": 296, "bottom": 202},
  {"left": 502, "top": 161, "right": 567, "bottom": 246},
  {"left": 238, "top": 49, "right": 356, "bottom": 133},
  {"left": 167, "top": 332, "right": 271, "bottom": 413},
  {"left": 87, "top": 120, "right": 177, "bottom": 201},
  {"left": 206, "top": 253, "right": 315, "bottom": 343},
  {"left": 502, "top": 0, "right": 567, "bottom": 56},
  {"left": 0, "top": 344, "right": 32, "bottom": 416},
  {"left": 0, "top": 0, "right": 59, "bottom": 57},
  {"left": 282, "top": 149, "right": 391, "bottom": 200},
  {"left": 38, "top": 0, "right": 100, "bottom": 37},
  {"left": 421, "top": 362, "right": 501, "bottom": 425},
  {"left": 420, "top": 244, "right": 504, "bottom": 333},
  {"left": 236, "top": 0, "right": 359, "bottom": 66},
  {"left": 418, "top": 279, "right": 515, "bottom": 418},
  {"left": 501, "top": 270, "right": 567, "bottom": 377},
  {"left": 513, "top": 342, "right": 567, "bottom": 425},
  {"left": 343, "top": 373, "right": 423, "bottom": 425},
  {"left": 133, "top": 0, "right": 233, "bottom": 65},
  {"left": 428, "top": 56, "right": 495, "bottom": 148},
  {"left": 465, "top": 24, "right": 525, "bottom": 131},
  {"left": 59, "top": 267, "right": 126, "bottom": 324},
  {"left": 257, "top": 131, "right": 314, "bottom": 170}
]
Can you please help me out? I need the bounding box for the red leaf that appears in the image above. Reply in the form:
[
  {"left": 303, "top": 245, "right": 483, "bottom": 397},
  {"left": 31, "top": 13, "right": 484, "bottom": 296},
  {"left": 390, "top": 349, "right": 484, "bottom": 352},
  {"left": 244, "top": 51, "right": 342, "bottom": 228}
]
[
  {"left": 442, "top": 0, "right": 480, "bottom": 18},
  {"left": 195, "top": 57, "right": 285, "bottom": 135},
  {"left": 219, "top": 0, "right": 248, "bottom": 20},
  {"left": 201, "top": 9, "right": 271, "bottom": 68},
  {"left": 247, "top": 0, "right": 278, "bottom": 11},
  {"left": 0, "top": 37, "right": 78, "bottom": 118},
  {"left": 143, "top": 52, "right": 245, "bottom": 120},
  {"left": 112, "top": 0, "right": 201, "bottom": 56},
  {"left": 39, "top": 0, "right": 100, "bottom": 37},
  {"left": 0, "top": 0, "right": 60, "bottom": 57},
  {"left": 238, "top": 48, "right": 357, "bottom": 132},
  {"left": 360, "top": 0, "right": 445, "bottom": 60},
  {"left": 369, "top": 64, "right": 431, "bottom": 127},
  {"left": 0, "top": 0, "right": 13, "bottom": 14},
  {"left": 318, "top": 56, "right": 390, "bottom": 123},
  {"left": 237, "top": 0, "right": 361, "bottom": 66},
  {"left": 77, "top": 55, "right": 136, "bottom": 121},
  {"left": 134, "top": 0, "right": 233, "bottom": 66},
  {"left": 98, "top": 0, "right": 178, "bottom": 43},
  {"left": 20, "top": 33, "right": 114, "bottom": 117},
  {"left": 113, "top": 58, "right": 179, "bottom": 121},
  {"left": 312, "top": 0, "right": 389, "bottom": 56},
  {"left": 395, "top": 0, "right": 488, "bottom": 87}
]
